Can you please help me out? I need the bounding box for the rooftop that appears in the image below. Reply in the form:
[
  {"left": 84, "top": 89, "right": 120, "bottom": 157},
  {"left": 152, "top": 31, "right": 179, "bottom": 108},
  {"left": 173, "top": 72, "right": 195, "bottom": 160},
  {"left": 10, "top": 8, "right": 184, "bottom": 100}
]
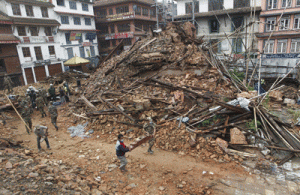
[
  {"left": 0, "top": 34, "right": 20, "bottom": 43},
  {"left": 11, "top": 17, "right": 60, "bottom": 26},
  {"left": 94, "top": 0, "right": 155, "bottom": 7}
]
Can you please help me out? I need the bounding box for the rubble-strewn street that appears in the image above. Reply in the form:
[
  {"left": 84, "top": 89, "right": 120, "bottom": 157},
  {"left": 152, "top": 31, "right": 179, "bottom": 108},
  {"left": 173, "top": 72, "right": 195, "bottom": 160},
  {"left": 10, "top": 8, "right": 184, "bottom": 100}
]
[{"left": 2, "top": 22, "right": 300, "bottom": 195}]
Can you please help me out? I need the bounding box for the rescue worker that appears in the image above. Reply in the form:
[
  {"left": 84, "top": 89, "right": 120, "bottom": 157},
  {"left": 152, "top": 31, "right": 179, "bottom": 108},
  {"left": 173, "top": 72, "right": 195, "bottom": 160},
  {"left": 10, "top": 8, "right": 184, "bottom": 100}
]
[
  {"left": 48, "top": 101, "right": 58, "bottom": 130},
  {"left": 40, "top": 87, "right": 48, "bottom": 105},
  {"left": 21, "top": 105, "right": 33, "bottom": 134},
  {"left": 28, "top": 87, "right": 37, "bottom": 109},
  {"left": 115, "top": 134, "right": 130, "bottom": 172},
  {"left": 3, "top": 73, "right": 13, "bottom": 93},
  {"left": 36, "top": 94, "right": 46, "bottom": 118},
  {"left": 48, "top": 84, "right": 56, "bottom": 102},
  {"left": 34, "top": 125, "right": 51, "bottom": 152},
  {"left": 143, "top": 117, "right": 156, "bottom": 154}
]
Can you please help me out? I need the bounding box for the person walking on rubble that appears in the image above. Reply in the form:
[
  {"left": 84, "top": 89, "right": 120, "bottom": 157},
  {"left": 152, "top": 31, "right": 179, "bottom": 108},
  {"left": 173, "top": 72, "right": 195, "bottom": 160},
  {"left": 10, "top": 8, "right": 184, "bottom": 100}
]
[
  {"left": 143, "top": 117, "right": 156, "bottom": 154},
  {"left": 36, "top": 93, "right": 46, "bottom": 118},
  {"left": 59, "top": 87, "right": 65, "bottom": 104},
  {"left": 3, "top": 73, "right": 13, "bottom": 94},
  {"left": 40, "top": 87, "right": 48, "bottom": 105},
  {"left": 48, "top": 101, "right": 58, "bottom": 130},
  {"left": 21, "top": 105, "right": 33, "bottom": 134},
  {"left": 34, "top": 124, "right": 51, "bottom": 152},
  {"left": 48, "top": 84, "right": 56, "bottom": 102},
  {"left": 116, "top": 134, "right": 131, "bottom": 172}
]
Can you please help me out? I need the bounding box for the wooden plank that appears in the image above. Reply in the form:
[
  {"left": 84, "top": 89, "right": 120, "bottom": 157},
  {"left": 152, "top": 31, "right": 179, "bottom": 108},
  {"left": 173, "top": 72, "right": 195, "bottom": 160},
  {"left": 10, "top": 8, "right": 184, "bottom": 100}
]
[{"left": 80, "top": 95, "right": 96, "bottom": 111}]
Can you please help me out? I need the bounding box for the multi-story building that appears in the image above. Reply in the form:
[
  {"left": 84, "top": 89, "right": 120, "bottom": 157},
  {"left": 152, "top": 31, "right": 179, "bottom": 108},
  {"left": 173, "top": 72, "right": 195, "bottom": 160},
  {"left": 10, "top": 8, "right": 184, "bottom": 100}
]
[
  {"left": 51, "top": 0, "right": 99, "bottom": 62},
  {"left": 257, "top": 0, "right": 300, "bottom": 78},
  {"left": 175, "top": 0, "right": 261, "bottom": 56},
  {"left": 0, "top": 11, "right": 22, "bottom": 88},
  {"left": 0, "top": 0, "right": 65, "bottom": 85},
  {"left": 94, "top": 0, "right": 157, "bottom": 55}
]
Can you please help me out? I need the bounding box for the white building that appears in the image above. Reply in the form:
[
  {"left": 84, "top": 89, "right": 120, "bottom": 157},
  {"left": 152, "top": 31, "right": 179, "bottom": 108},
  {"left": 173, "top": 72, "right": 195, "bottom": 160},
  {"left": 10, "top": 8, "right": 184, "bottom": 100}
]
[
  {"left": 0, "top": 0, "right": 65, "bottom": 85},
  {"left": 175, "top": 0, "right": 261, "bottom": 55},
  {"left": 51, "top": 0, "right": 99, "bottom": 71}
]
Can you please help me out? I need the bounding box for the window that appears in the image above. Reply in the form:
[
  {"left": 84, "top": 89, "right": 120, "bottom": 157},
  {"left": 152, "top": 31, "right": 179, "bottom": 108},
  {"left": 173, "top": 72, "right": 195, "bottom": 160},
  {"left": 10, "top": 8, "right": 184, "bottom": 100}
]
[
  {"left": 279, "top": 17, "right": 290, "bottom": 30},
  {"left": 209, "top": 19, "right": 219, "bottom": 33},
  {"left": 123, "top": 38, "right": 132, "bottom": 46},
  {"left": 18, "top": 26, "right": 26, "bottom": 36},
  {"left": 264, "top": 40, "right": 274, "bottom": 53},
  {"left": 294, "top": 15, "right": 300, "bottom": 29},
  {"left": 30, "top": 27, "right": 38, "bottom": 36},
  {"left": 185, "top": 1, "right": 199, "bottom": 14},
  {"left": 65, "top": 33, "right": 71, "bottom": 44},
  {"left": 134, "top": 5, "right": 141, "bottom": 15},
  {"left": 291, "top": 39, "right": 300, "bottom": 53},
  {"left": 99, "top": 25, "right": 108, "bottom": 34},
  {"left": 82, "top": 3, "right": 88, "bottom": 11},
  {"left": 12, "top": 4, "right": 21, "bottom": 15},
  {"left": 0, "top": 59, "right": 6, "bottom": 73},
  {"left": 297, "top": 0, "right": 300, "bottom": 6},
  {"left": 45, "top": 27, "right": 52, "bottom": 36},
  {"left": 97, "top": 9, "right": 107, "bottom": 18},
  {"left": 34, "top": 47, "right": 43, "bottom": 60},
  {"left": 135, "top": 22, "right": 143, "bottom": 31},
  {"left": 85, "top": 18, "right": 91, "bottom": 25},
  {"left": 109, "top": 8, "right": 113, "bottom": 15},
  {"left": 150, "top": 9, "right": 156, "bottom": 17},
  {"left": 232, "top": 17, "right": 243, "bottom": 31},
  {"left": 48, "top": 46, "right": 55, "bottom": 55},
  {"left": 22, "top": 47, "right": 31, "bottom": 57},
  {"left": 116, "top": 6, "right": 129, "bottom": 14},
  {"left": 74, "top": 17, "right": 81, "bottom": 25},
  {"left": 142, "top": 8, "right": 149, "bottom": 16},
  {"left": 209, "top": 0, "right": 223, "bottom": 11},
  {"left": 69, "top": 1, "right": 77, "bottom": 10},
  {"left": 41, "top": 7, "right": 48, "bottom": 18},
  {"left": 25, "top": 5, "right": 34, "bottom": 16},
  {"left": 117, "top": 23, "right": 130, "bottom": 32},
  {"left": 90, "top": 46, "right": 95, "bottom": 56},
  {"left": 277, "top": 40, "right": 287, "bottom": 53},
  {"left": 67, "top": 48, "right": 73, "bottom": 59},
  {"left": 110, "top": 25, "right": 115, "bottom": 33},
  {"left": 57, "top": 0, "right": 65, "bottom": 6},
  {"left": 268, "top": 0, "right": 277, "bottom": 9},
  {"left": 234, "top": 0, "right": 250, "bottom": 8},
  {"left": 80, "top": 47, "right": 85, "bottom": 57},
  {"left": 61, "top": 16, "right": 69, "bottom": 24},
  {"left": 282, "top": 0, "right": 291, "bottom": 8},
  {"left": 266, "top": 17, "right": 276, "bottom": 31},
  {"left": 144, "top": 24, "right": 149, "bottom": 32},
  {"left": 232, "top": 38, "right": 243, "bottom": 53}
]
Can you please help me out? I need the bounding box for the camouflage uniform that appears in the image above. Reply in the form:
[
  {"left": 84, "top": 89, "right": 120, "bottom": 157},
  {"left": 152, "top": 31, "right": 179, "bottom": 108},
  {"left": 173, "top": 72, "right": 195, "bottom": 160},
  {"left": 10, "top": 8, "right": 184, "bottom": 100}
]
[
  {"left": 36, "top": 96, "right": 46, "bottom": 117},
  {"left": 143, "top": 122, "right": 156, "bottom": 154},
  {"left": 3, "top": 75, "right": 13, "bottom": 93},
  {"left": 34, "top": 125, "right": 50, "bottom": 151},
  {"left": 40, "top": 88, "right": 48, "bottom": 105},
  {"left": 21, "top": 106, "right": 33, "bottom": 134},
  {"left": 48, "top": 103, "right": 58, "bottom": 130}
]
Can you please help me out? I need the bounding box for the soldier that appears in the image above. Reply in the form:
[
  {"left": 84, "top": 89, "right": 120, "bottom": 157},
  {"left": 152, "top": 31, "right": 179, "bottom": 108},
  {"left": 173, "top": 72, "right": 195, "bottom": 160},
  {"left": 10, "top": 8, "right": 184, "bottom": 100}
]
[
  {"left": 48, "top": 84, "right": 56, "bottom": 101},
  {"left": 40, "top": 87, "right": 48, "bottom": 105},
  {"left": 48, "top": 101, "right": 58, "bottom": 130},
  {"left": 3, "top": 73, "right": 13, "bottom": 94},
  {"left": 34, "top": 125, "right": 51, "bottom": 152},
  {"left": 143, "top": 117, "right": 156, "bottom": 154},
  {"left": 36, "top": 94, "right": 46, "bottom": 118},
  {"left": 21, "top": 105, "right": 33, "bottom": 134}
]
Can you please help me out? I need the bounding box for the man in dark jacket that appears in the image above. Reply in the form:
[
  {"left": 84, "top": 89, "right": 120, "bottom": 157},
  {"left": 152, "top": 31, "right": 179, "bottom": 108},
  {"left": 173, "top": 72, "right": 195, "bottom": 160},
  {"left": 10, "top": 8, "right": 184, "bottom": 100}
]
[{"left": 115, "top": 134, "right": 130, "bottom": 172}]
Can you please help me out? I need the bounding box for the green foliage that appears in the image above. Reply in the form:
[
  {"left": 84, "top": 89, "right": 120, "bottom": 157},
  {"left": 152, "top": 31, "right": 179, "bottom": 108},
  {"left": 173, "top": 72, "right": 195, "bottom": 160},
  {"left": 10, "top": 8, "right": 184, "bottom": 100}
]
[
  {"left": 262, "top": 94, "right": 270, "bottom": 109},
  {"left": 246, "top": 119, "right": 262, "bottom": 131},
  {"left": 229, "top": 68, "right": 245, "bottom": 82},
  {"left": 247, "top": 86, "right": 254, "bottom": 91}
]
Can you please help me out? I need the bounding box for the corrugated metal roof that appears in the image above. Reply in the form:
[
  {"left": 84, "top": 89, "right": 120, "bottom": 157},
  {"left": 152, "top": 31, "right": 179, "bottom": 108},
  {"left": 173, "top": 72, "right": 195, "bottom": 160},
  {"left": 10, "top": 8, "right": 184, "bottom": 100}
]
[
  {"left": 94, "top": 0, "right": 155, "bottom": 7},
  {"left": 11, "top": 17, "right": 60, "bottom": 26},
  {"left": 5, "top": 0, "right": 54, "bottom": 7}
]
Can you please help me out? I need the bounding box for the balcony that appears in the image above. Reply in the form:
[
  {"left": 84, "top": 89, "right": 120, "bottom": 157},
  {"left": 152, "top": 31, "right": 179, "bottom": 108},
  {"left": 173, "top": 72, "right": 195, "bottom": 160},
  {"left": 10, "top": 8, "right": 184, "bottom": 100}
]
[{"left": 21, "top": 36, "right": 55, "bottom": 44}]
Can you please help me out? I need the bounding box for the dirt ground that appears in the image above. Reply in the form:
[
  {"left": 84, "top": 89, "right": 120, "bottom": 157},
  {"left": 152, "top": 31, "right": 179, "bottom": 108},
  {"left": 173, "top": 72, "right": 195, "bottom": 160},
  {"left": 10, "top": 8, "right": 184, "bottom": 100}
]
[{"left": 0, "top": 102, "right": 252, "bottom": 195}]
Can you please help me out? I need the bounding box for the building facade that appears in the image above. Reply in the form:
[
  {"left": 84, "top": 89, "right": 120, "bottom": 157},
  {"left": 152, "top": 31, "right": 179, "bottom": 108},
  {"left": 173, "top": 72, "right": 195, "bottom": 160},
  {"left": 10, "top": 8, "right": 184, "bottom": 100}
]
[
  {"left": 52, "top": 0, "right": 99, "bottom": 65},
  {"left": 257, "top": 0, "right": 300, "bottom": 78},
  {"left": 0, "top": 0, "right": 65, "bottom": 85},
  {"left": 0, "top": 11, "right": 22, "bottom": 89},
  {"left": 175, "top": 0, "right": 261, "bottom": 56},
  {"left": 94, "top": 0, "right": 157, "bottom": 55}
]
